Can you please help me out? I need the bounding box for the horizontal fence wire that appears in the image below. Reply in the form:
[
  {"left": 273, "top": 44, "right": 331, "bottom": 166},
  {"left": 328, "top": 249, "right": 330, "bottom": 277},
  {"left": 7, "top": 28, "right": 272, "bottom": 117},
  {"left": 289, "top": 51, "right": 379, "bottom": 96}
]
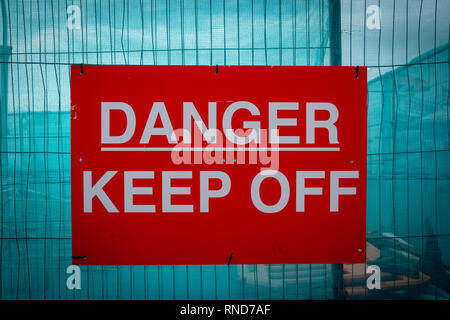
[{"left": 0, "top": 0, "right": 449, "bottom": 300}]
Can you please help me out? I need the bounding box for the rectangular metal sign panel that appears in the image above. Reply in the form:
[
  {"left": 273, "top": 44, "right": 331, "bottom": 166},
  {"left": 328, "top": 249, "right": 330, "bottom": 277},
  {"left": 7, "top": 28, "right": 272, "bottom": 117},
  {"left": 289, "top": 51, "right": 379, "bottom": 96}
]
[{"left": 71, "top": 65, "right": 367, "bottom": 265}]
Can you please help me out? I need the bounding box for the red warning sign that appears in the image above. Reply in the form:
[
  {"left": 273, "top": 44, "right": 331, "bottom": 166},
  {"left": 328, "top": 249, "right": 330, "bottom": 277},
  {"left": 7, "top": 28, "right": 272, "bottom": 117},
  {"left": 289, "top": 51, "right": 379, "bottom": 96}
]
[{"left": 71, "top": 65, "right": 367, "bottom": 265}]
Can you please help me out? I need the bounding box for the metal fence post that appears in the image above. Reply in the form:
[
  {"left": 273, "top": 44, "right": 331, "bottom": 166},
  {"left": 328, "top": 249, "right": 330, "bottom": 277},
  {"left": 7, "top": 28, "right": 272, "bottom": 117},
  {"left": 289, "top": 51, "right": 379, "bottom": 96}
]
[
  {"left": 328, "top": 0, "right": 345, "bottom": 300},
  {"left": 0, "top": 0, "right": 11, "bottom": 301}
]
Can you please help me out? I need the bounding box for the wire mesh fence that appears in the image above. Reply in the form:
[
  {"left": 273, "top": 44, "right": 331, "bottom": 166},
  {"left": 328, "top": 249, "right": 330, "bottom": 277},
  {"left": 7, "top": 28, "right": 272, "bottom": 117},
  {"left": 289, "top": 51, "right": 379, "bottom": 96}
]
[{"left": 0, "top": 0, "right": 449, "bottom": 300}]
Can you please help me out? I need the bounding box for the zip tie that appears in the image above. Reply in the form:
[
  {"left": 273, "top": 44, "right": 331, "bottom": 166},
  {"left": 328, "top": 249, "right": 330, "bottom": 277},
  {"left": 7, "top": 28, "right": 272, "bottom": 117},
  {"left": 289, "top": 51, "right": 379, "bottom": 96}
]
[
  {"left": 215, "top": 65, "right": 219, "bottom": 74},
  {"left": 227, "top": 253, "right": 233, "bottom": 265},
  {"left": 80, "top": 64, "right": 84, "bottom": 75},
  {"left": 355, "top": 65, "right": 359, "bottom": 78},
  {"left": 72, "top": 256, "right": 87, "bottom": 259}
]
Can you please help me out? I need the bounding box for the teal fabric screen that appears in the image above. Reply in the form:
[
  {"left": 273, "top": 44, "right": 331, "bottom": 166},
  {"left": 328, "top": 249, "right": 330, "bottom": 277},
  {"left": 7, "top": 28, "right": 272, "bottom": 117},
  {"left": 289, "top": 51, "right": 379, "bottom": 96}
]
[{"left": 0, "top": 0, "right": 449, "bottom": 300}]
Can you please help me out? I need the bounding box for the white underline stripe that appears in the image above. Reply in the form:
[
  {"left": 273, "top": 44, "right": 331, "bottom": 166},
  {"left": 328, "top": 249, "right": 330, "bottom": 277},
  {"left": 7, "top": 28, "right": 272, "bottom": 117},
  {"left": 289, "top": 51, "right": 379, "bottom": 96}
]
[{"left": 101, "top": 147, "right": 340, "bottom": 152}]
